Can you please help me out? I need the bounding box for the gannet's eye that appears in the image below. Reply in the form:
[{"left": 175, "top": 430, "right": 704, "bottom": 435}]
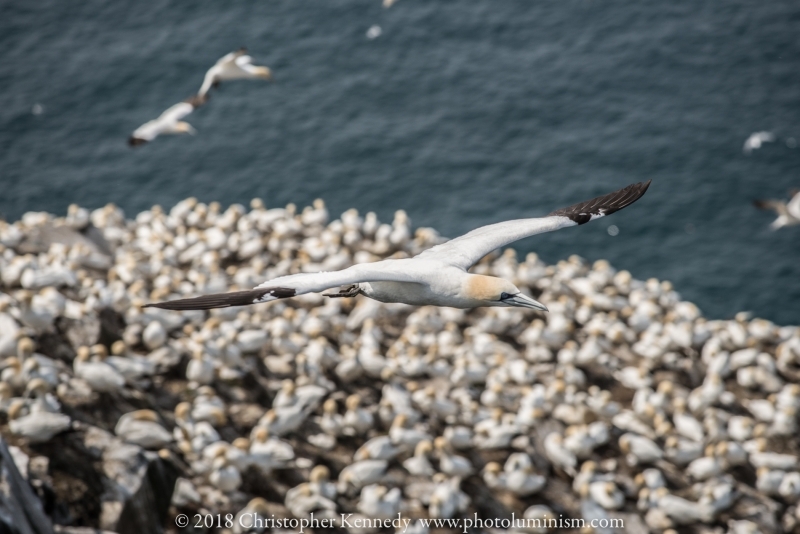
[{"left": 500, "top": 292, "right": 511, "bottom": 300}]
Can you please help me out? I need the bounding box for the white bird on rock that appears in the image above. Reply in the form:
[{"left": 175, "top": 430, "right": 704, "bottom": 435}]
[
  {"left": 434, "top": 436, "right": 473, "bottom": 477},
  {"left": 73, "top": 346, "right": 125, "bottom": 393},
  {"left": 403, "top": 440, "right": 435, "bottom": 476},
  {"left": 544, "top": 432, "right": 577, "bottom": 475},
  {"left": 620, "top": 433, "right": 663, "bottom": 465},
  {"left": 8, "top": 400, "right": 71, "bottom": 443},
  {"left": 146, "top": 182, "right": 651, "bottom": 311},
  {"left": 115, "top": 409, "right": 172, "bottom": 449}
]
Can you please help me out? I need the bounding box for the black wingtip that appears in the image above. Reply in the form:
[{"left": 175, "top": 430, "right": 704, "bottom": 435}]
[
  {"left": 143, "top": 287, "right": 296, "bottom": 311},
  {"left": 548, "top": 180, "right": 651, "bottom": 225}
]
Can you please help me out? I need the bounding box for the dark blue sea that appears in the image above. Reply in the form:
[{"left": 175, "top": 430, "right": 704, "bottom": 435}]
[{"left": 2, "top": 0, "right": 799, "bottom": 323}]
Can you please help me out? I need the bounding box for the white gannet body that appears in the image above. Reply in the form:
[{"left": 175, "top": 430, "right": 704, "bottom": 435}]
[
  {"left": 354, "top": 435, "right": 402, "bottom": 461},
  {"left": 8, "top": 401, "right": 71, "bottom": 443},
  {"left": 208, "top": 456, "right": 242, "bottom": 492},
  {"left": 620, "top": 433, "right": 663, "bottom": 465},
  {"left": 403, "top": 440, "right": 434, "bottom": 476},
  {"left": 544, "top": 432, "right": 577, "bottom": 475},
  {"left": 115, "top": 410, "right": 173, "bottom": 449},
  {"left": 129, "top": 101, "right": 197, "bottom": 146},
  {"left": 338, "top": 459, "right": 388, "bottom": 492},
  {"left": 198, "top": 48, "right": 272, "bottom": 98},
  {"left": 146, "top": 182, "right": 651, "bottom": 312},
  {"left": 73, "top": 348, "right": 126, "bottom": 393}
]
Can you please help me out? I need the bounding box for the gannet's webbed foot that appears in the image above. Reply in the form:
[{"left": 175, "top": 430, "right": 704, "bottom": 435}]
[{"left": 323, "top": 285, "right": 361, "bottom": 298}]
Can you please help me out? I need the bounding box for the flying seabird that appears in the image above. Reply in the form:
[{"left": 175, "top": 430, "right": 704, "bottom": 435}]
[
  {"left": 197, "top": 48, "right": 272, "bottom": 99},
  {"left": 145, "top": 181, "right": 651, "bottom": 312},
  {"left": 743, "top": 131, "right": 775, "bottom": 154},
  {"left": 129, "top": 100, "right": 198, "bottom": 146},
  {"left": 754, "top": 190, "right": 800, "bottom": 230}
]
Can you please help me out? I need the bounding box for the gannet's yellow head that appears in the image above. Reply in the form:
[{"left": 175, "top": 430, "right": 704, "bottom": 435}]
[
  {"left": 255, "top": 66, "right": 272, "bottom": 80},
  {"left": 463, "top": 274, "right": 547, "bottom": 311},
  {"left": 176, "top": 121, "right": 196, "bottom": 135}
]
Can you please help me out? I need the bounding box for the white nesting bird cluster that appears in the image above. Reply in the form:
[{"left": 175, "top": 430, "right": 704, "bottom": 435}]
[{"left": 1, "top": 198, "right": 799, "bottom": 533}]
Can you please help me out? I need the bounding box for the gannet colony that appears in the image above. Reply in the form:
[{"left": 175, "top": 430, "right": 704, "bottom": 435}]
[{"left": 1, "top": 197, "right": 799, "bottom": 534}]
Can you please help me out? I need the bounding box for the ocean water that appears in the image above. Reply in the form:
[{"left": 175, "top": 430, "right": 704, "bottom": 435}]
[{"left": 2, "top": 0, "right": 799, "bottom": 324}]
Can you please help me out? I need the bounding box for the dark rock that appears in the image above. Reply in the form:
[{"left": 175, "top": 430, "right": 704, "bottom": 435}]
[
  {"left": 85, "top": 427, "right": 179, "bottom": 534},
  {"left": 33, "top": 432, "right": 104, "bottom": 528},
  {"left": 0, "top": 436, "right": 54, "bottom": 534},
  {"left": 97, "top": 309, "right": 125, "bottom": 349},
  {"left": 55, "top": 316, "right": 101, "bottom": 353}
]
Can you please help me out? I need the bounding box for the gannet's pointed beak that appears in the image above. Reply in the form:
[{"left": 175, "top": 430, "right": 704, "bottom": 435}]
[{"left": 506, "top": 293, "right": 548, "bottom": 311}]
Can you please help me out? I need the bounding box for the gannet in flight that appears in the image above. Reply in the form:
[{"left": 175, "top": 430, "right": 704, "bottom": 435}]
[
  {"left": 754, "top": 189, "right": 800, "bottom": 230},
  {"left": 743, "top": 131, "right": 775, "bottom": 154},
  {"left": 146, "top": 181, "right": 651, "bottom": 311},
  {"left": 128, "top": 100, "right": 197, "bottom": 146},
  {"left": 197, "top": 48, "right": 272, "bottom": 100}
]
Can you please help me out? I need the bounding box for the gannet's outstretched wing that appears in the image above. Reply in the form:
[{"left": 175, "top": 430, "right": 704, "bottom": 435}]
[
  {"left": 418, "top": 181, "right": 651, "bottom": 271},
  {"left": 144, "top": 261, "right": 419, "bottom": 310},
  {"left": 753, "top": 199, "right": 788, "bottom": 217},
  {"left": 215, "top": 48, "right": 248, "bottom": 66},
  {"left": 157, "top": 101, "right": 194, "bottom": 123}
]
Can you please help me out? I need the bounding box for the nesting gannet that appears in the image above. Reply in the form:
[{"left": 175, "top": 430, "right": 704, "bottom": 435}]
[
  {"left": 338, "top": 459, "right": 388, "bottom": 491},
  {"left": 197, "top": 48, "right": 272, "bottom": 99},
  {"left": 209, "top": 454, "right": 242, "bottom": 492},
  {"left": 354, "top": 435, "right": 402, "bottom": 461},
  {"left": 8, "top": 400, "right": 71, "bottom": 443},
  {"left": 753, "top": 189, "right": 800, "bottom": 230},
  {"left": 429, "top": 475, "right": 470, "bottom": 519},
  {"left": 146, "top": 181, "right": 651, "bottom": 311},
  {"left": 115, "top": 409, "right": 173, "bottom": 449},
  {"left": 357, "top": 484, "right": 401, "bottom": 519},
  {"left": 128, "top": 100, "right": 198, "bottom": 146},
  {"left": 403, "top": 440, "right": 435, "bottom": 476}
]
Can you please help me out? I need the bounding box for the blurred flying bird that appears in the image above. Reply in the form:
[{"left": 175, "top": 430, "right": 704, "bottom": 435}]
[
  {"left": 754, "top": 190, "right": 800, "bottom": 230},
  {"left": 198, "top": 48, "right": 272, "bottom": 99},
  {"left": 743, "top": 131, "right": 775, "bottom": 154},
  {"left": 129, "top": 100, "right": 197, "bottom": 146},
  {"left": 146, "top": 181, "right": 651, "bottom": 312}
]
